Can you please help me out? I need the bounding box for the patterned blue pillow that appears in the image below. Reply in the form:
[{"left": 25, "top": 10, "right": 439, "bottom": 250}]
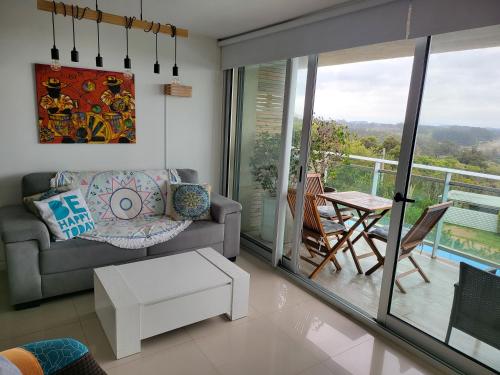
[
  {"left": 168, "top": 183, "right": 211, "bottom": 221},
  {"left": 22, "top": 338, "right": 88, "bottom": 375}
]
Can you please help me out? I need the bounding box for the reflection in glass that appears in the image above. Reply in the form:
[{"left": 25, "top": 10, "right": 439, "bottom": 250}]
[{"left": 235, "top": 61, "right": 286, "bottom": 248}]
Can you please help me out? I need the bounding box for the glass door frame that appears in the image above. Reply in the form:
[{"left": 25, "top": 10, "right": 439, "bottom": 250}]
[
  {"left": 271, "top": 37, "right": 495, "bottom": 375},
  {"left": 226, "top": 34, "right": 497, "bottom": 375},
  {"left": 273, "top": 55, "right": 318, "bottom": 270},
  {"left": 376, "top": 36, "right": 496, "bottom": 375}
]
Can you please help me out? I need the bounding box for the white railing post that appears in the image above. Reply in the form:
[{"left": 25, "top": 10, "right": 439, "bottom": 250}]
[
  {"left": 432, "top": 171, "right": 452, "bottom": 257},
  {"left": 371, "top": 161, "right": 381, "bottom": 195}
]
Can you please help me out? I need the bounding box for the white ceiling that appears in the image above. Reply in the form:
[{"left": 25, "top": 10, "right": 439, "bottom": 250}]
[{"left": 90, "top": 0, "right": 353, "bottom": 39}]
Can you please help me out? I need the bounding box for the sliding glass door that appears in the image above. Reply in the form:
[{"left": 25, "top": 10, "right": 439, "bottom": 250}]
[
  {"left": 383, "top": 26, "right": 500, "bottom": 374},
  {"left": 272, "top": 56, "right": 314, "bottom": 268},
  {"left": 285, "top": 40, "right": 416, "bottom": 317},
  {"left": 232, "top": 61, "right": 287, "bottom": 251},
  {"left": 228, "top": 24, "right": 499, "bottom": 374}
]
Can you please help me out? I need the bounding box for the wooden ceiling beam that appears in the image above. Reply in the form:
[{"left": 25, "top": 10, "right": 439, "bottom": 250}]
[{"left": 37, "top": 0, "right": 188, "bottom": 38}]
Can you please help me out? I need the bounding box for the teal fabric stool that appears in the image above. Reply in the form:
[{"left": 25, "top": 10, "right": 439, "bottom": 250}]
[{"left": 1, "top": 338, "right": 106, "bottom": 375}]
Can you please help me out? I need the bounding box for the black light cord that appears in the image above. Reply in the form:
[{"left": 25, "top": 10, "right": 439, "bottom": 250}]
[
  {"left": 144, "top": 21, "right": 154, "bottom": 32},
  {"left": 71, "top": 6, "right": 76, "bottom": 48},
  {"left": 153, "top": 23, "right": 161, "bottom": 62},
  {"left": 69, "top": 5, "right": 80, "bottom": 61},
  {"left": 126, "top": 25, "right": 129, "bottom": 56},
  {"left": 155, "top": 34, "right": 158, "bottom": 62},
  {"left": 124, "top": 16, "right": 135, "bottom": 56},
  {"left": 140, "top": 0, "right": 143, "bottom": 20},
  {"left": 51, "top": 1, "right": 57, "bottom": 48},
  {"left": 95, "top": 0, "right": 103, "bottom": 66},
  {"left": 96, "top": 1, "right": 101, "bottom": 55},
  {"left": 153, "top": 22, "right": 161, "bottom": 73},
  {"left": 49, "top": 1, "right": 60, "bottom": 63},
  {"left": 123, "top": 16, "right": 135, "bottom": 70},
  {"left": 77, "top": 6, "right": 89, "bottom": 20},
  {"left": 171, "top": 26, "right": 178, "bottom": 77}
]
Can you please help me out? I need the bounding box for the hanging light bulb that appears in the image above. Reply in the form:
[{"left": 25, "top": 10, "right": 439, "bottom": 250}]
[
  {"left": 49, "top": 1, "right": 61, "bottom": 71},
  {"left": 95, "top": 0, "right": 103, "bottom": 67},
  {"left": 171, "top": 26, "right": 179, "bottom": 84},
  {"left": 123, "top": 16, "right": 134, "bottom": 80},
  {"left": 70, "top": 5, "right": 79, "bottom": 62},
  {"left": 153, "top": 23, "right": 160, "bottom": 74},
  {"left": 153, "top": 22, "right": 161, "bottom": 74}
]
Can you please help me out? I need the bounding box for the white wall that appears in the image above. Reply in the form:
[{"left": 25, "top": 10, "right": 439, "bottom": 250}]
[{"left": 0, "top": 0, "right": 222, "bottom": 207}]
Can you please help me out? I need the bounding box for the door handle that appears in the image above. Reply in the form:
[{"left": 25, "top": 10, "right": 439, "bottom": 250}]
[{"left": 394, "top": 192, "right": 415, "bottom": 203}]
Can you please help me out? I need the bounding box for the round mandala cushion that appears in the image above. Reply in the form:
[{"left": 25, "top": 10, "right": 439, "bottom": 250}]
[{"left": 171, "top": 183, "right": 210, "bottom": 220}]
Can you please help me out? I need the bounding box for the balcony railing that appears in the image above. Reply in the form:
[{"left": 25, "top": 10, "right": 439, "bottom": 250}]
[{"left": 327, "top": 154, "right": 500, "bottom": 268}]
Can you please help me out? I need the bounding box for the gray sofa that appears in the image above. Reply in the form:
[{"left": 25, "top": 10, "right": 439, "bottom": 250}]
[{"left": 0, "top": 169, "right": 242, "bottom": 308}]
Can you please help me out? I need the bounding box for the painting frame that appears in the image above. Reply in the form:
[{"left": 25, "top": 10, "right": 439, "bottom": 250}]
[{"left": 35, "top": 64, "right": 136, "bottom": 144}]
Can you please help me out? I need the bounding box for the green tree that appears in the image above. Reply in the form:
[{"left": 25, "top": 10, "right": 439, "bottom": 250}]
[
  {"left": 458, "top": 147, "right": 487, "bottom": 168},
  {"left": 308, "top": 117, "right": 350, "bottom": 178},
  {"left": 360, "top": 136, "right": 380, "bottom": 151},
  {"left": 382, "top": 135, "right": 401, "bottom": 159}
]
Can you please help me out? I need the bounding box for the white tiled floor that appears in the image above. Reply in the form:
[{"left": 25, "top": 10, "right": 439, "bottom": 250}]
[{"left": 0, "top": 250, "right": 445, "bottom": 375}]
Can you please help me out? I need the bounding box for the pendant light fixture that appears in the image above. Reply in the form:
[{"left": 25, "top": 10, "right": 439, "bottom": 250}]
[
  {"left": 172, "top": 26, "right": 179, "bottom": 82},
  {"left": 70, "top": 5, "right": 83, "bottom": 62},
  {"left": 123, "top": 16, "right": 135, "bottom": 80},
  {"left": 153, "top": 23, "right": 161, "bottom": 74},
  {"left": 95, "top": 0, "right": 103, "bottom": 67},
  {"left": 49, "top": 1, "right": 60, "bottom": 71}
]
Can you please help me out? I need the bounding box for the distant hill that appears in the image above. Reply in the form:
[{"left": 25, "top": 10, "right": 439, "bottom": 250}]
[
  {"left": 428, "top": 125, "right": 500, "bottom": 146},
  {"left": 337, "top": 120, "right": 500, "bottom": 147}
]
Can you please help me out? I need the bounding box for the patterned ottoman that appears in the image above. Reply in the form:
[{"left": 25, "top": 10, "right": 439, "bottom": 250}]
[{"left": 0, "top": 338, "right": 105, "bottom": 375}]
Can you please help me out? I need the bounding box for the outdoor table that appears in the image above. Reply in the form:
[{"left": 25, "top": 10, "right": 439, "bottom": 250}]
[{"left": 318, "top": 191, "right": 393, "bottom": 274}]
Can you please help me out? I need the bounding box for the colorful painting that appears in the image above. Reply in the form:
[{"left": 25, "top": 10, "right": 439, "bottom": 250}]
[{"left": 35, "top": 64, "right": 136, "bottom": 143}]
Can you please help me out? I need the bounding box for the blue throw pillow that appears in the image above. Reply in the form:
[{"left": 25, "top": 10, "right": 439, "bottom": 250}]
[{"left": 167, "top": 183, "right": 211, "bottom": 221}]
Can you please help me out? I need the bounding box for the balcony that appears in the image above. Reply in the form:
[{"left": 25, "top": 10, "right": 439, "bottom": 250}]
[{"left": 292, "top": 154, "right": 499, "bottom": 370}]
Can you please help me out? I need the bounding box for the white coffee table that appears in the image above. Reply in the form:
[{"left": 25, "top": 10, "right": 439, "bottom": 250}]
[{"left": 94, "top": 247, "right": 250, "bottom": 359}]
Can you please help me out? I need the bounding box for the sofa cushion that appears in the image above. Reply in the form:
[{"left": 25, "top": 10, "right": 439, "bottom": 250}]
[
  {"left": 40, "top": 238, "right": 146, "bottom": 274},
  {"left": 148, "top": 220, "right": 224, "bottom": 256},
  {"left": 34, "top": 189, "right": 95, "bottom": 241},
  {"left": 22, "top": 173, "right": 55, "bottom": 197},
  {"left": 177, "top": 169, "right": 198, "bottom": 183},
  {"left": 167, "top": 183, "right": 211, "bottom": 221},
  {"left": 23, "top": 186, "right": 72, "bottom": 216}
]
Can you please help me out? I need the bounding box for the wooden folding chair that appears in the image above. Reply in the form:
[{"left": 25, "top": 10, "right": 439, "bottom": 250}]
[
  {"left": 362, "top": 202, "right": 452, "bottom": 293},
  {"left": 287, "top": 189, "right": 356, "bottom": 279},
  {"left": 305, "top": 173, "right": 352, "bottom": 222}
]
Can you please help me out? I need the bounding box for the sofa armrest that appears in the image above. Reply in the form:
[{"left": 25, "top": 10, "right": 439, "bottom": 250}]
[
  {"left": 211, "top": 194, "right": 242, "bottom": 224},
  {"left": 0, "top": 205, "right": 51, "bottom": 250}
]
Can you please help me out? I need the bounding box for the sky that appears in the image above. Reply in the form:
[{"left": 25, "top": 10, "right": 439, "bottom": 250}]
[{"left": 298, "top": 46, "right": 500, "bottom": 129}]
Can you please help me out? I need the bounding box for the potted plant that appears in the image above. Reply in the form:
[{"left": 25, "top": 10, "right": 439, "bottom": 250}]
[{"left": 250, "top": 132, "right": 281, "bottom": 242}]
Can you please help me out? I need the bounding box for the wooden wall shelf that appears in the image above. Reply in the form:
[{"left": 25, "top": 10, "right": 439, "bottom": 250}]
[{"left": 164, "top": 84, "right": 192, "bottom": 97}]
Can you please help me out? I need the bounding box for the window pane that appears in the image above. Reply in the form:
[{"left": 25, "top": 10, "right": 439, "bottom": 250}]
[
  {"left": 389, "top": 25, "right": 500, "bottom": 372},
  {"left": 234, "top": 61, "right": 286, "bottom": 248},
  {"left": 299, "top": 40, "right": 415, "bottom": 317}
]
